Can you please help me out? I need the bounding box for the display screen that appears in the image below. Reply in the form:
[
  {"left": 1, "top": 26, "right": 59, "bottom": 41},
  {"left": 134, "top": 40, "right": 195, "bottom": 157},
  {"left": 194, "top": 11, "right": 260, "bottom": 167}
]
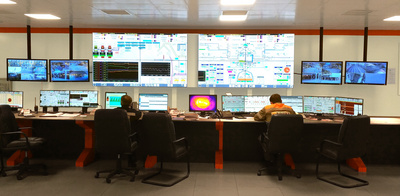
[
  {"left": 303, "top": 96, "right": 335, "bottom": 114},
  {"left": 39, "top": 90, "right": 70, "bottom": 107},
  {"left": 345, "top": 61, "right": 388, "bottom": 85},
  {"left": 92, "top": 33, "right": 187, "bottom": 87},
  {"left": 7, "top": 59, "right": 47, "bottom": 81},
  {"left": 301, "top": 61, "right": 342, "bottom": 84},
  {"left": 198, "top": 34, "right": 294, "bottom": 88},
  {"left": 335, "top": 97, "right": 363, "bottom": 116},
  {"left": 69, "top": 90, "right": 98, "bottom": 107},
  {"left": 222, "top": 95, "right": 246, "bottom": 112},
  {"left": 50, "top": 59, "right": 89, "bottom": 82},
  {"left": 281, "top": 96, "right": 303, "bottom": 113},
  {"left": 139, "top": 94, "right": 168, "bottom": 111},
  {"left": 189, "top": 95, "right": 217, "bottom": 112},
  {"left": 105, "top": 92, "right": 127, "bottom": 109},
  {"left": 0, "top": 91, "right": 23, "bottom": 108},
  {"left": 244, "top": 96, "right": 270, "bottom": 112}
]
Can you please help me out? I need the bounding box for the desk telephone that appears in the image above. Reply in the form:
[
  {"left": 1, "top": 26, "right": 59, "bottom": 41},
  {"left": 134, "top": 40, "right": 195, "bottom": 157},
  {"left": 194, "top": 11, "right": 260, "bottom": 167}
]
[{"left": 216, "top": 109, "right": 233, "bottom": 119}]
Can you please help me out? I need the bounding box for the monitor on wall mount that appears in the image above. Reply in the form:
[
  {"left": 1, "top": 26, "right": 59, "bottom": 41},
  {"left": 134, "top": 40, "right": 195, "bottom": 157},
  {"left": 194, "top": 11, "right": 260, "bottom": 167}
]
[
  {"left": 345, "top": 61, "right": 388, "bottom": 85},
  {"left": 301, "top": 61, "right": 343, "bottom": 84},
  {"left": 49, "top": 59, "right": 89, "bottom": 82},
  {"left": 7, "top": 58, "right": 48, "bottom": 81}
]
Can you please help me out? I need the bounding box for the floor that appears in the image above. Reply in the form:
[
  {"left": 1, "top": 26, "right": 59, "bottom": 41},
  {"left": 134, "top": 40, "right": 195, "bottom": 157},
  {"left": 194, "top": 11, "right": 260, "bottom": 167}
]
[{"left": 0, "top": 159, "right": 399, "bottom": 196}]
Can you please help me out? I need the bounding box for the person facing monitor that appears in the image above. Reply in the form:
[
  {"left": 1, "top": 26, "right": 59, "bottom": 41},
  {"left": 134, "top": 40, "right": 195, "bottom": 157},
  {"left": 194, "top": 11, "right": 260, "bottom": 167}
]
[
  {"left": 115, "top": 95, "right": 137, "bottom": 112},
  {"left": 254, "top": 93, "right": 295, "bottom": 122}
]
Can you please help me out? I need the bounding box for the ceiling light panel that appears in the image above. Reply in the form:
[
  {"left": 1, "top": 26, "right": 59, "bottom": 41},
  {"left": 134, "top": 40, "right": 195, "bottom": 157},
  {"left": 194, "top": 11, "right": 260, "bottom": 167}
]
[
  {"left": 0, "top": 0, "right": 16, "bottom": 4},
  {"left": 384, "top": 16, "right": 400, "bottom": 21},
  {"left": 220, "top": 0, "right": 255, "bottom": 6},
  {"left": 24, "top": 14, "right": 60, "bottom": 20}
]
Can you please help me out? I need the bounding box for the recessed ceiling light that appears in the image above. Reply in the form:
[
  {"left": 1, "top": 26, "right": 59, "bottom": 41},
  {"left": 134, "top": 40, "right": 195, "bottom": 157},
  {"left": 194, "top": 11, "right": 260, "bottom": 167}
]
[
  {"left": 101, "top": 9, "right": 131, "bottom": 15},
  {"left": 24, "top": 14, "right": 60, "bottom": 20},
  {"left": 0, "top": 0, "right": 16, "bottom": 4},
  {"left": 384, "top": 16, "right": 400, "bottom": 21},
  {"left": 221, "top": 0, "right": 255, "bottom": 6},
  {"left": 219, "top": 11, "right": 248, "bottom": 21}
]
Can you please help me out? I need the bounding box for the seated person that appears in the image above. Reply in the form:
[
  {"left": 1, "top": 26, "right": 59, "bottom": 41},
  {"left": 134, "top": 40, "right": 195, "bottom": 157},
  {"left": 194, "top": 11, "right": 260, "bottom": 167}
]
[
  {"left": 254, "top": 93, "right": 295, "bottom": 122},
  {"left": 115, "top": 95, "right": 142, "bottom": 121}
]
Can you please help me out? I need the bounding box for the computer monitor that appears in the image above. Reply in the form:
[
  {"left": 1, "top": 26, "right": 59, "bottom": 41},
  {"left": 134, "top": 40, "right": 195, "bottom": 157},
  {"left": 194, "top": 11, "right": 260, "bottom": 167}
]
[
  {"left": 345, "top": 61, "right": 388, "bottom": 85},
  {"left": 301, "top": 61, "right": 343, "bottom": 84},
  {"left": 49, "top": 59, "right": 89, "bottom": 82},
  {"left": 7, "top": 58, "right": 48, "bottom": 81},
  {"left": 69, "top": 90, "right": 98, "bottom": 108},
  {"left": 105, "top": 92, "right": 127, "bottom": 109},
  {"left": 335, "top": 97, "right": 364, "bottom": 116},
  {"left": 221, "top": 95, "right": 246, "bottom": 112},
  {"left": 189, "top": 95, "right": 217, "bottom": 115},
  {"left": 281, "top": 96, "right": 303, "bottom": 113},
  {"left": 0, "top": 91, "right": 23, "bottom": 109},
  {"left": 244, "top": 96, "right": 270, "bottom": 113},
  {"left": 138, "top": 94, "right": 168, "bottom": 111},
  {"left": 39, "top": 90, "right": 70, "bottom": 112},
  {"left": 303, "top": 96, "right": 335, "bottom": 114}
]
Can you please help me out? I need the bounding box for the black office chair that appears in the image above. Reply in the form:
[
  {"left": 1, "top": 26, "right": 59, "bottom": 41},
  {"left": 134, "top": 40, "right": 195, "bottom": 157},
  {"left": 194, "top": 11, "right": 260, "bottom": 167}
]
[
  {"left": 0, "top": 105, "right": 47, "bottom": 180},
  {"left": 316, "top": 115, "right": 370, "bottom": 188},
  {"left": 94, "top": 109, "right": 139, "bottom": 183},
  {"left": 257, "top": 114, "right": 303, "bottom": 180},
  {"left": 138, "top": 112, "right": 190, "bottom": 187}
]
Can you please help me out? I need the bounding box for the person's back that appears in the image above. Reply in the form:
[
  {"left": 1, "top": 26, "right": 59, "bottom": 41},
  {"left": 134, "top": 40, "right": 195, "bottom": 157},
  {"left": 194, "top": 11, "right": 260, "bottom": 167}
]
[{"left": 254, "top": 94, "right": 295, "bottom": 122}]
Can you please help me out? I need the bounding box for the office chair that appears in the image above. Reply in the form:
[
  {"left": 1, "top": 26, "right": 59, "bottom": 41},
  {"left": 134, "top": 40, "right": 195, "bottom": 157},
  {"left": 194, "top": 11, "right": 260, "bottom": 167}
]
[
  {"left": 94, "top": 109, "right": 139, "bottom": 183},
  {"left": 316, "top": 115, "right": 370, "bottom": 188},
  {"left": 138, "top": 112, "right": 190, "bottom": 187},
  {"left": 257, "top": 114, "right": 303, "bottom": 181},
  {"left": 0, "top": 105, "right": 47, "bottom": 180}
]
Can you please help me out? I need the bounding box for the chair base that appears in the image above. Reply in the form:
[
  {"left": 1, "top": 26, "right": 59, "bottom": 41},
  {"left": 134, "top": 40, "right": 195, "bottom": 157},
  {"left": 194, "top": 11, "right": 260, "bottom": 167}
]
[
  {"left": 1, "top": 157, "right": 47, "bottom": 180},
  {"left": 257, "top": 153, "right": 301, "bottom": 181},
  {"left": 94, "top": 155, "right": 138, "bottom": 183},
  {"left": 316, "top": 156, "right": 369, "bottom": 188},
  {"left": 142, "top": 159, "right": 190, "bottom": 187}
]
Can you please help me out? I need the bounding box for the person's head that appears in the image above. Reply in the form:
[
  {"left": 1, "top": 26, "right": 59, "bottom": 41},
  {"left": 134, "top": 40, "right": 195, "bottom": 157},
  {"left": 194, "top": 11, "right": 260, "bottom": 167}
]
[
  {"left": 120, "top": 95, "right": 132, "bottom": 107},
  {"left": 269, "top": 94, "right": 282, "bottom": 104}
]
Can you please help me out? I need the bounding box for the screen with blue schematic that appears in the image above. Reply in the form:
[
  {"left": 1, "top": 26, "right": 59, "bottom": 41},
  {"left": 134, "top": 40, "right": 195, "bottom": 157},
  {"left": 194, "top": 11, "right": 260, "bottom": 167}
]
[
  {"left": 198, "top": 34, "right": 294, "bottom": 88},
  {"left": 105, "top": 92, "right": 127, "bottom": 109},
  {"left": 39, "top": 90, "right": 70, "bottom": 107},
  {"left": 69, "top": 91, "right": 98, "bottom": 108},
  {"left": 92, "top": 33, "right": 187, "bottom": 87},
  {"left": 281, "top": 96, "right": 303, "bottom": 113},
  {"left": 221, "top": 95, "right": 270, "bottom": 113},
  {"left": 303, "top": 96, "right": 335, "bottom": 114}
]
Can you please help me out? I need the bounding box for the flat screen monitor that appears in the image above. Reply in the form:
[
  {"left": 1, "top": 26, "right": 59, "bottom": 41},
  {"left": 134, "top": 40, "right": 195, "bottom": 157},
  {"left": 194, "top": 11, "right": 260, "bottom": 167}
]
[
  {"left": 335, "top": 97, "right": 364, "bottom": 116},
  {"left": 138, "top": 94, "right": 168, "bottom": 111},
  {"left": 92, "top": 33, "right": 187, "bottom": 87},
  {"left": 7, "top": 58, "right": 47, "bottom": 81},
  {"left": 105, "top": 92, "right": 127, "bottom": 109},
  {"left": 69, "top": 90, "right": 98, "bottom": 108},
  {"left": 39, "top": 90, "right": 70, "bottom": 107},
  {"left": 0, "top": 91, "right": 23, "bottom": 108},
  {"left": 189, "top": 95, "right": 217, "bottom": 112},
  {"left": 281, "top": 96, "right": 303, "bottom": 113},
  {"left": 303, "top": 96, "right": 335, "bottom": 114},
  {"left": 50, "top": 59, "right": 89, "bottom": 82},
  {"left": 345, "top": 61, "right": 388, "bottom": 85},
  {"left": 221, "top": 95, "right": 246, "bottom": 112},
  {"left": 301, "top": 61, "right": 343, "bottom": 84},
  {"left": 244, "top": 96, "right": 270, "bottom": 113},
  {"left": 197, "top": 34, "right": 294, "bottom": 88}
]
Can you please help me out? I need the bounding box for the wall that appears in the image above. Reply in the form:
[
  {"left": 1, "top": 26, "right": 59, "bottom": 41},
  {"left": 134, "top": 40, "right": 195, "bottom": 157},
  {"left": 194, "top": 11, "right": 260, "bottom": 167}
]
[{"left": 0, "top": 32, "right": 399, "bottom": 116}]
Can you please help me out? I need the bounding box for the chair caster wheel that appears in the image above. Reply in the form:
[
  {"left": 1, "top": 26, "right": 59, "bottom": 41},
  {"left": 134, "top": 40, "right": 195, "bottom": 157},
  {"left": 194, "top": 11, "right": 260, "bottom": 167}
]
[
  {"left": 130, "top": 177, "right": 135, "bottom": 182},
  {"left": 95, "top": 173, "right": 99, "bottom": 178},
  {"left": 17, "top": 175, "right": 23, "bottom": 180},
  {"left": 296, "top": 174, "right": 301, "bottom": 178},
  {"left": 106, "top": 178, "right": 111, "bottom": 183},
  {"left": 278, "top": 176, "right": 282, "bottom": 181},
  {"left": 134, "top": 170, "right": 139, "bottom": 175},
  {"left": 257, "top": 171, "right": 261, "bottom": 176}
]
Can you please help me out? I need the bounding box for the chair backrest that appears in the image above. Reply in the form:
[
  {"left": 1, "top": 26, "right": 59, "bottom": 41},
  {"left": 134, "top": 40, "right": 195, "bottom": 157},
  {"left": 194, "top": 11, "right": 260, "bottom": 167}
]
[
  {"left": 0, "top": 105, "right": 20, "bottom": 147},
  {"left": 337, "top": 115, "right": 370, "bottom": 159},
  {"left": 138, "top": 112, "right": 177, "bottom": 159},
  {"left": 267, "top": 114, "right": 304, "bottom": 153},
  {"left": 94, "top": 109, "right": 131, "bottom": 155}
]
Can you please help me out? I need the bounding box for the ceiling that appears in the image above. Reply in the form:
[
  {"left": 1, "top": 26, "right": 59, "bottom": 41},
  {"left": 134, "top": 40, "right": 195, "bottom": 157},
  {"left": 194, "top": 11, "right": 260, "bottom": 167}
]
[{"left": 1, "top": 0, "right": 400, "bottom": 30}]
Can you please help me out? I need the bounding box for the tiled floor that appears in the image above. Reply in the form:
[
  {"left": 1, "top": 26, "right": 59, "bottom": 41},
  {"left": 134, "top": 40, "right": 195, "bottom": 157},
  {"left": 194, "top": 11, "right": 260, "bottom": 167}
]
[{"left": 0, "top": 159, "right": 399, "bottom": 196}]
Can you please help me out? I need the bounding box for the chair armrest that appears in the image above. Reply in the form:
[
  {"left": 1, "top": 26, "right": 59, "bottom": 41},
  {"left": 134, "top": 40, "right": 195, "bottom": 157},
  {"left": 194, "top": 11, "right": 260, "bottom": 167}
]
[
  {"left": 18, "top": 127, "right": 32, "bottom": 130},
  {"left": 319, "top": 139, "right": 342, "bottom": 152},
  {"left": 173, "top": 137, "right": 189, "bottom": 149},
  {"left": 259, "top": 132, "right": 269, "bottom": 143},
  {"left": 128, "top": 132, "right": 137, "bottom": 141}
]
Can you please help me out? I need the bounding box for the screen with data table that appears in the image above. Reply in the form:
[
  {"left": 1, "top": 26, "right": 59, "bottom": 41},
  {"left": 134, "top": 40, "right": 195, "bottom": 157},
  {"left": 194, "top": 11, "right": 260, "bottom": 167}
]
[{"left": 335, "top": 97, "right": 363, "bottom": 116}]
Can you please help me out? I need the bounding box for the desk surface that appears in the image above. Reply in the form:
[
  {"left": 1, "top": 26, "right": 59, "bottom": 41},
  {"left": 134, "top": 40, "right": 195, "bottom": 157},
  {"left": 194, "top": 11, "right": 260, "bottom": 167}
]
[{"left": 15, "top": 113, "right": 400, "bottom": 125}]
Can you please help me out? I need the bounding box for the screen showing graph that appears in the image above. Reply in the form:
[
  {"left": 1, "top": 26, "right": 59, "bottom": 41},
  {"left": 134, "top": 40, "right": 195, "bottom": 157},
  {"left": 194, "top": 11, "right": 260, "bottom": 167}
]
[
  {"left": 92, "top": 33, "right": 187, "bottom": 87},
  {"left": 198, "top": 34, "right": 294, "bottom": 88},
  {"left": 105, "top": 92, "right": 127, "bottom": 109}
]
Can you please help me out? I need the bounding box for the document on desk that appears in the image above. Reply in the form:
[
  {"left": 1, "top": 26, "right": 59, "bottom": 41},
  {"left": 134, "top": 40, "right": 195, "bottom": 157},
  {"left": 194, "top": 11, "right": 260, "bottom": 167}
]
[
  {"left": 60, "top": 113, "right": 80, "bottom": 117},
  {"left": 40, "top": 113, "right": 64, "bottom": 117}
]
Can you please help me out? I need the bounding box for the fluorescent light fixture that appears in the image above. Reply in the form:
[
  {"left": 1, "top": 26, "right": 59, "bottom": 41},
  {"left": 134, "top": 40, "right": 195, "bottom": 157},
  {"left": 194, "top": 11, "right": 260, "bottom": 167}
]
[
  {"left": 384, "top": 16, "right": 400, "bottom": 21},
  {"left": 24, "top": 14, "right": 60, "bottom": 20},
  {"left": 221, "top": 0, "right": 255, "bottom": 6},
  {"left": 225, "top": 92, "right": 232, "bottom": 96},
  {"left": 0, "top": 0, "right": 16, "bottom": 4},
  {"left": 220, "top": 11, "right": 248, "bottom": 21}
]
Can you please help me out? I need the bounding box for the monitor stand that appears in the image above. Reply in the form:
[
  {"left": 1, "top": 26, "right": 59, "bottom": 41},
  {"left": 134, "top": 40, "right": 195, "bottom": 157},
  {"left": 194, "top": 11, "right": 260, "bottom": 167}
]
[
  {"left": 199, "top": 111, "right": 206, "bottom": 117},
  {"left": 43, "top": 106, "right": 48, "bottom": 113},
  {"left": 81, "top": 107, "right": 88, "bottom": 114},
  {"left": 53, "top": 107, "right": 59, "bottom": 113}
]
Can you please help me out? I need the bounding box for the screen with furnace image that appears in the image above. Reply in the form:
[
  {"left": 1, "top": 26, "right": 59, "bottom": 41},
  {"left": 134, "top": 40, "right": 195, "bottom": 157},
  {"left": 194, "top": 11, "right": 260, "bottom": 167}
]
[{"left": 198, "top": 34, "right": 294, "bottom": 88}]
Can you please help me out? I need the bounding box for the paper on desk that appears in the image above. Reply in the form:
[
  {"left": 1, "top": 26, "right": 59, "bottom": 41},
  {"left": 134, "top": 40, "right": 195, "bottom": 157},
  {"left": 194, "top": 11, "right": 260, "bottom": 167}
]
[
  {"left": 41, "top": 113, "right": 63, "bottom": 117},
  {"left": 60, "top": 113, "right": 80, "bottom": 117}
]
